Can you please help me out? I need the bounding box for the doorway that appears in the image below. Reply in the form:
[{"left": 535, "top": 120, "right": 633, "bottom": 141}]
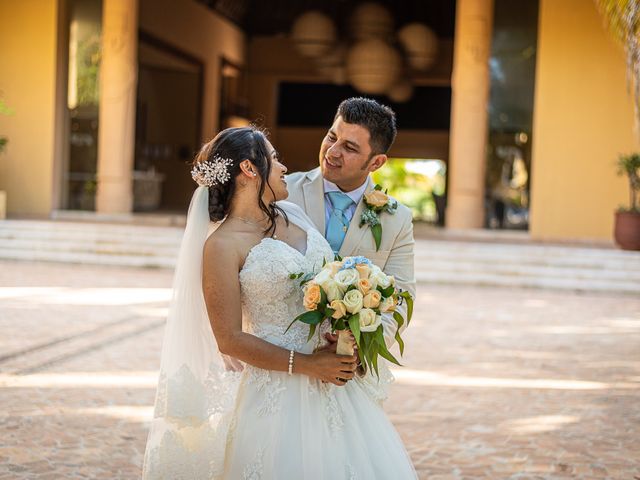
[{"left": 134, "top": 32, "right": 203, "bottom": 212}]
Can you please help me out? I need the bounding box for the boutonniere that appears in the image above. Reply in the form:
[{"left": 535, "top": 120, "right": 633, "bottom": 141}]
[{"left": 359, "top": 184, "right": 398, "bottom": 251}]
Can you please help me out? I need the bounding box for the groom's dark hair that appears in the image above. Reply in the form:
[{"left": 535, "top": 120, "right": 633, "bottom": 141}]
[{"left": 335, "top": 97, "right": 397, "bottom": 155}]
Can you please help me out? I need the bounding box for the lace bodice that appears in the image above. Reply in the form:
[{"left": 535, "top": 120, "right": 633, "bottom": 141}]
[{"left": 239, "top": 228, "right": 334, "bottom": 353}]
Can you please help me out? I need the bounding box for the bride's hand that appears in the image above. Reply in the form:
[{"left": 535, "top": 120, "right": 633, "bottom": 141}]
[
  {"left": 297, "top": 350, "right": 358, "bottom": 386},
  {"left": 221, "top": 353, "right": 244, "bottom": 372},
  {"left": 319, "top": 331, "right": 357, "bottom": 352}
]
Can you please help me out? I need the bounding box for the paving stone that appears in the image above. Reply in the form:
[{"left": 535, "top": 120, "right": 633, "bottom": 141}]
[{"left": 0, "top": 260, "right": 639, "bottom": 479}]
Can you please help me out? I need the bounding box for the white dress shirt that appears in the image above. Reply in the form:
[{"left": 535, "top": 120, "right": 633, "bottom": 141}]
[{"left": 323, "top": 178, "right": 369, "bottom": 229}]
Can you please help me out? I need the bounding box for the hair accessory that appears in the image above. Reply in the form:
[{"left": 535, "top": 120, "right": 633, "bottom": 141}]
[{"left": 191, "top": 156, "right": 234, "bottom": 187}]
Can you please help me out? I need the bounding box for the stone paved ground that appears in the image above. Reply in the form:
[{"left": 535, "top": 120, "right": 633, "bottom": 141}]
[{"left": 0, "top": 259, "right": 638, "bottom": 480}]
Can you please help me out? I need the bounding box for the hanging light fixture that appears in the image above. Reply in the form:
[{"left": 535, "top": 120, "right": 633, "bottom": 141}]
[
  {"left": 290, "top": 11, "right": 337, "bottom": 58},
  {"left": 350, "top": 2, "right": 394, "bottom": 42},
  {"left": 398, "top": 23, "right": 439, "bottom": 71},
  {"left": 315, "top": 44, "right": 348, "bottom": 85},
  {"left": 346, "top": 39, "right": 402, "bottom": 95},
  {"left": 289, "top": 5, "right": 438, "bottom": 99}
]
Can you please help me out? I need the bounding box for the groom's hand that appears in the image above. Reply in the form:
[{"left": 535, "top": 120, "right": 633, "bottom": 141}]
[{"left": 324, "top": 332, "right": 339, "bottom": 345}]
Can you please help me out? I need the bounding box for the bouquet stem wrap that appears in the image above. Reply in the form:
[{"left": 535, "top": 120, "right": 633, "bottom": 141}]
[{"left": 336, "top": 330, "right": 355, "bottom": 356}]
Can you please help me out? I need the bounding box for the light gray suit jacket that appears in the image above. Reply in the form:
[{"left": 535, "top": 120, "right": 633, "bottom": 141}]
[{"left": 285, "top": 167, "right": 416, "bottom": 350}]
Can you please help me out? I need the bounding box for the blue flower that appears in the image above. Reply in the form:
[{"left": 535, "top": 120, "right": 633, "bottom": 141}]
[
  {"left": 340, "top": 256, "right": 372, "bottom": 270},
  {"left": 360, "top": 209, "right": 381, "bottom": 227},
  {"left": 384, "top": 200, "right": 398, "bottom": 214}
]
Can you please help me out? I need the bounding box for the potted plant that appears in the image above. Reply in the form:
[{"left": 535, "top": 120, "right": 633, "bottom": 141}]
[
  {"left": 614, "top": 153, "right": 640, "bottom": 250},
  {"left": 0, "top": 97, "right": 11, "bottom": 153}
]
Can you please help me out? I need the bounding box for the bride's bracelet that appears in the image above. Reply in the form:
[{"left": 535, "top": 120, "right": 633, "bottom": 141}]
[{"left": 288, "top": 350, "right": 295, "bottom": 375}]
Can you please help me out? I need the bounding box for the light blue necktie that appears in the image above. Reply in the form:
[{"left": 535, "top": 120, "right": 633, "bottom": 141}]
[{"left": 325, "top": 191, "right": 354, "bottom": 253}]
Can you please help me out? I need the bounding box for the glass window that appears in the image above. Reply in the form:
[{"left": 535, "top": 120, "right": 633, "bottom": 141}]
[{"left": 64, "top": 0, "right": 102, "bottom": 210}]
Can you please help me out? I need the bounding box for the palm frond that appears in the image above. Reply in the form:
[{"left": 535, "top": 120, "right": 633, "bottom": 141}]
[{"left": 594, "top": 0, "right": 640, "bottom": 134}]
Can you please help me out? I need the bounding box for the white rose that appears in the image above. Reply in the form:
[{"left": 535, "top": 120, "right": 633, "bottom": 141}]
[
  {"left": 313, "top": 268, "right": 333, "bottom": 289},
  {"left": 359, "top": 309, "right": 382, "bottom": 332},
  {"left": 342, "top": 289, "right": 363, "bottom": 314},
  {"left": 334, "top": 268, "right": 359, "bottom": 290},
  {"left": 323, "top": 279, "right": 343, "bottom": 302},
  {"left": 370, "top": 271, "right": 392, "bottom": 290},
  {"left": 368, "top": 265, "right": 383, "bottom": 288}
]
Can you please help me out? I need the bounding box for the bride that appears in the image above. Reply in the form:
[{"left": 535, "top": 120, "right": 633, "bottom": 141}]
[{"left": 142, "top": 126, "right": 417, "bottom": 479}]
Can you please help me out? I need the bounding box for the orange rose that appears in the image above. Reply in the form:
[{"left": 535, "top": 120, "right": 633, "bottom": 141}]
[
  {"left": 355, "top": 263, "right": 371, "bottom": 279},
  {"left": 330, "top": 300, "right": 347, "bottom": 319},
  {"left": 357, "top": 278, "right": 371, "bottom": 295},
  {"left": 379, "top": 296, "right": 397, "bottom": 313},
  {"left": 327, "top": 261, "right": 344, "bottom": 275},
  {"left": 364, "top": 190, "right": 389, "bottom": 208},
  {"left": 303, "top": 283, "right": 321, "bottom": 311},
  {"left": 363, "top": 290, "right": 382, "bottom": 309}
]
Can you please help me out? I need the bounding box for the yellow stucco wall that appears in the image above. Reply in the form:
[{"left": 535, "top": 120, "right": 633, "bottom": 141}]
[
  {"left": 0, "top": 0, "right": 58, "bottom": 216},
  {"left": 0, "top": 0, "right": 244, "bottom": 217},
  {"left": 530, "top": 0, "right": 637, "bottom": 241}
]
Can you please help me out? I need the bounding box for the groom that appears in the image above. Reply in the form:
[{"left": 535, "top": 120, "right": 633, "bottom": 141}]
[{"left": 285, "top": 97, "right": 415, "bottom": 350}]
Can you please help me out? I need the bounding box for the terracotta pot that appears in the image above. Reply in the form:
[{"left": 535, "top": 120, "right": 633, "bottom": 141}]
[{"left": 614, "top": 210, "right": 640, "bottom": 250}]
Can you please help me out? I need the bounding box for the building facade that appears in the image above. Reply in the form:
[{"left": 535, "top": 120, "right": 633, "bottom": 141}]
[{"left": 0, "top": 0, "right": 635, "bottom": 243}]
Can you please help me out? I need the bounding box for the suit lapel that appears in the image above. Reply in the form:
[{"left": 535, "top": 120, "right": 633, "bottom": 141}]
[
  {"left": 339, "top": 177, "right": 374, "bottom": 257},
  {"left": 302, "top": 168, "right": 326, "bottom": 234}
]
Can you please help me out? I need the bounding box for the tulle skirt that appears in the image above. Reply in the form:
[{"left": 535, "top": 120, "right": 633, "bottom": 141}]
[{"left": 222, "top": 366, "right": 417, "bottom": 479}]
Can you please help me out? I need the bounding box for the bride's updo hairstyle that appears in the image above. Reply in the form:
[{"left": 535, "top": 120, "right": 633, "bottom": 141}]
[{"left": 193, "top": 126, "right": 286, "bottom": 236}]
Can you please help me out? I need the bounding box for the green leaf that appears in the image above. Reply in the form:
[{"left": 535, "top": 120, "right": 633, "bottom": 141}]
[
  {"left": 374, "top": 326, "right": 402, "bottom": 366},
  {"left": 296, "top": 310, "right": 324, "bottom": 326},
  {"left": 334, "top": 318, "right": 346, "bottom": 331},
  {"left": 335, "top": 254, "right": 342, "bottom": 261},
  {"left": 284, "top": 313, "right": 304, "bottom": 334},
  {"left": 307, "top": 323, "right": 317, "bottom": 342},
  {"left": 319, "top": 286, "right": 327, "bottom": 306},
  {"left": 360, "top": 332, "right": 370, "bottom": 358},
  {"left": 379, "top": 285, "right": 394, "bottom": 297},
  {"left": 370, "top": 340, "right": 380, "bottom": 378},
  {"left": 392, "top": 311, "right": 404, "bottom": 329},
  {"left": 394, "top": 328, "right": 405, "bottom": 356},
  {"left": 289, "top": 273, "right": 297, "bottom": 279},
  {"left": 348, "top": 314, "right": 361, "bottom": 348},
  {"left": 377, "top": 343, "right": 401, "bottom": 366},
  {"left": 374, "top": 184, "right": 383, "bottom": 191},
  {"left": 400, "top": 292, "right": 414, "bottom": 323},
  {"left": 371, "top": 223, "right": 382, "bottom": 251}
]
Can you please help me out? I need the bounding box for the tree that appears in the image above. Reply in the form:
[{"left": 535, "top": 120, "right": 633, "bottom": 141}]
[{"left": 594, "top": 1, "right": 640, "bottom": 131}]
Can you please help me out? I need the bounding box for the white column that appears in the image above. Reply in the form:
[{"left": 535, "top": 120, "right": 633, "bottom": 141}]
[
  {"left": 95, "top": 0, "right": 138, "bottom": 214},
  {"left": 446, "top": 0, "right": 494, "bottom": 229}
]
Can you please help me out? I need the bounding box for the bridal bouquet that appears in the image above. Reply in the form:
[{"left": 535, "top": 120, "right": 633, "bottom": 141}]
[{"left": 287, "top": 256, "right": 413, "bottom": 377}]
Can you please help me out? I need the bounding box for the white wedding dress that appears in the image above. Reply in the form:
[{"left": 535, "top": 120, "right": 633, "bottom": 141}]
[{"left": 143, "top": 199, "right": 417, "bottom": 480}]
